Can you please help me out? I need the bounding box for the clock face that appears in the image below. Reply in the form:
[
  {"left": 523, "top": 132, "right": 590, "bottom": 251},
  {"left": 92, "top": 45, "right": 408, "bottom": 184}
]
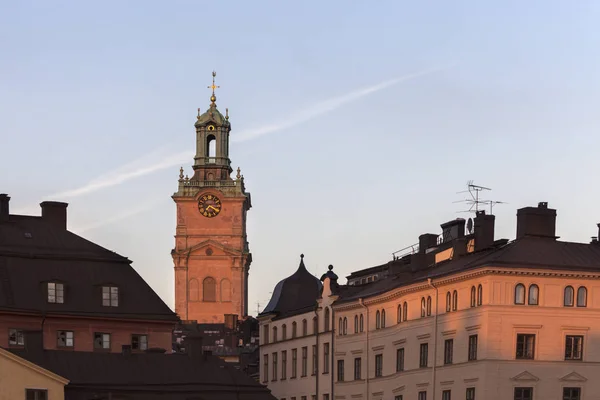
[{"left": 198, "top": 194, "right": 221, "bottom": 218}]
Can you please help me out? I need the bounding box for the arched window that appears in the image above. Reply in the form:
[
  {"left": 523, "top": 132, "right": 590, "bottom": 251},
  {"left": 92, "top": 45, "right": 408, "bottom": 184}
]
[
  {"left": 577, "top": 287, "right": 587, "bottom": 307},
  {"left": 302, "top": 319, "right": 308, "bottom": 336},
  {"left": 292, "top": 322, "right": 297, "bottom": 338},
  {"left": 470, "top": 286, "right": 476, "bottom": 307},
  {"left": 272, "top": 326, "right": 278, "bottom": 342},
  {"left": 452, "top": 290, "right": 458, "bottom": 311},
  {"left": 359, "top": 314, "right": 364, "bottom": 332},
  {"left": 375, "top": 310, "right": 381, "bottom": 329},
  {"left": 324, "top": 308, "right": 330, "bottom": 332},
  {"left": 397, "top": 304, "right": 402, "bottom": 323},
  {"left": 189, "top": 278, "right": 199, "bottom": 301},
  {"left": 282, "top": 324, "right": 287, "bottom": 340},
  {"left": 206, "top": 134, "right": 216, "bottom": 157},
  {"left": 528, "top": 284, "right": 539, "bottom": 305},
  {"left": 427, "top": 296, "right": 432, "bottom": 316},
  {"left": 354, "top": 315, "right": 359, "bottom": 333},
  {"left": 313, "top": 316, "right": 318, "bottom": 334},
  {"left": 446, "top": 292, "right": 452, "bottom": 312},
  {"left": 477, "top": 284, "right": 483, "bottom": 306},
  {"left": 381, "top": 309, "right": 386, "bottom": 328},
  {"left": 220, "top": 279, "right": 231, "bottom": 302},
  {"left": 343, "top": 317, "right": 348, "bottom": 335},
  {"left": 203, "top": 277, "right": 216, "bottom": 302},
  {"left": 514, "top": 283, "right": 525, "bottom": 305},
  {"left": 564, "top": 286, "right": 574, "bottom": 307},
  {"left": 338, "top": 318, "right": 343, "bottom": 334},
  {"left": 421, "top": 297, "right": 426, "bottom": 317},
  {"left": 403, "top": 301, "right": 408, "bottom": 321}
]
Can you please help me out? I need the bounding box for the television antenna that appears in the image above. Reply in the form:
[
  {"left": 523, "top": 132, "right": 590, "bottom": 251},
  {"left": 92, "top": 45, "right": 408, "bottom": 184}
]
[{"left": 454, "top": 180, "right": 491, "bottom": 214}]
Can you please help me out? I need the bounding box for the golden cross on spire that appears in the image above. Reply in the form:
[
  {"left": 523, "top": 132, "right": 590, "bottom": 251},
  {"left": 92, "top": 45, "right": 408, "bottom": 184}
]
[{"left": 208, "top": 71, "right": 220, "bottom": 96}]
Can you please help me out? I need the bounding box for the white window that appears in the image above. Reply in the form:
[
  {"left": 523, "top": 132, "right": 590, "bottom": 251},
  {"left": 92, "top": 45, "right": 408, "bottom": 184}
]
[
  {"left": 102, "top": 286, "right": 119, "bottom": 307},
  {"left": 132, "top": 334, "right": 148, "bottom": 350},
  {"left": 57, "top": 330, "right": 74, "bottom": 347},
  {"left": 47, "top": 282, "right": 64, "bottom": 303},
  {"left": 94, "top": 332, "right": 111, "bottom": 350}
]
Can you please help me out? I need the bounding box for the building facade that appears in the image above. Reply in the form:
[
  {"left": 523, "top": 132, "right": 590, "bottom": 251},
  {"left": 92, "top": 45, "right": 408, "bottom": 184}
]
[
  {"left": 0, "top": 194, "right": 179, "bottom": 353},
  {"left": 260, "top": 202, "right": 600, "bottom": 400},
  {"left": 172, "top": 72, "right": 252, "bottom": 324}
]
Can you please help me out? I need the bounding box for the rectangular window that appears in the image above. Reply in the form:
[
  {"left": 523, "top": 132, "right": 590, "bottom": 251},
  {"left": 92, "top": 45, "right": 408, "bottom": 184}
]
[
  {"left": 565, "top": 335, "right": 584, "bottom": 360},
  {"left": 323, "top": 395, "right": 329, "bottom": 400},
  {"left": 312, "top": 345, "right": 318, "bottom": 375},
  {"left": 419, "top": 343, "right": 428, "bottom": 368},
  {"left": 131, "top": 334, "right": 148, "bottom": 351},
  {"left": 291, "top": 348, "right": 298, "bottom": 378},
  {"left": 468, "top": 335, "right": 478, "bottom": 361},
  {"left": 337, "top": 359, "right": 344, "bottom": 382},
  {"left": 466, "top": 388, "right": 475, "bottom": 400},
  {"left": 354, "top": 357, "right": 361, "bottom": 380},
  {"left": 282, "top": 350, "right": 287, "bottom": 379},
  {"left": 301, "top": 346, "right": 308, "bottom": 376},
  {"left": 263, "top": 354, "right": 268, "bottom": 382},
  {"left": 272, "top": 352, "right": 278, "bottom": 381},
  {"left": 57, "top": 330, "right": 74, "bottom": 347},
  {"left": 375, "top": 354, "right": 383, "bottom": 377},
  {"left": 444, "top": 339, "right": 453, "bottom": 365},
  {"left": 301, "top": 397, "right": 307, "bottom": 400},
  {"left": 263, "top": 325, "right": 269, "bottom": 345},
  {"left": 442, "top": 390, "right": 451, "bottom": 400},
  {"left": 396, "top": 347, "right": 404, "bottom": 372},
  {"left": 8, "top": 328, "right": 25, "bottom": 346},
  {"left": 514, "top": 387, "right": 533, "bottom": 400},
  {"left": 93, "top": 332, "right": 111, "bottom": 350},
  {"left": 563, "top": 387, "right": 581, "bottom": 400},
  {"left": 323, "top": 343, "right": 330, "bottom": 374},
  {"left": 25, "top": 390, "right": 48, "bottom": 400},
  {"left": 394, "top": 396, "right": 403, "bottom": 400},
  {"left": 47, "top": 282, "right": 64, "bottom": 303},
  {"left": 418, "top": 391, "right": 427, "bottom": 400},
  {"left": 102, "top": 286, "right": 119, "bottom": 307},
  {"left": 516, "top": 334, "right": 535, "bottom": 359}
]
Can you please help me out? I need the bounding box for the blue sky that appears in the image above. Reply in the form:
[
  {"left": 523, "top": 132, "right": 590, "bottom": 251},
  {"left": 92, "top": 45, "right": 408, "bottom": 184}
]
[{"left": 1, "top": 1, "right": 599, "bottom": 313}]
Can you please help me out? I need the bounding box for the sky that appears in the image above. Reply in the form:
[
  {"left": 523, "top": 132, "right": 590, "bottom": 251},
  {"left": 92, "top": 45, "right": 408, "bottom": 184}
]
[{"left": 1, "top": 1, "right": 600, "bottom": 315}]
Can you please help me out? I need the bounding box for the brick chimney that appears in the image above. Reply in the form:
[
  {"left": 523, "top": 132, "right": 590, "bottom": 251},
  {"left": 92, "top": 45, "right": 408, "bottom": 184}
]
[
  {"left": 474, "top": 211, "right": 495, "bottom": 251},
  {"left": 0, "top": 194, "right": 9, "bottom": 222},
  {"left": 40, "top": 201, "right": 68, "bottom": 230},
  {"left": 419, "top": 234, "right": 439, "bottom": 254},
  {"left": 184, "top": 333, "right": 204, "bottom": 359},
  {"left": 516, "top": 202, "right": 557, "bottom": 239},
  {"left": 440, "top": 219, "right": 466, "bottom": 243}
]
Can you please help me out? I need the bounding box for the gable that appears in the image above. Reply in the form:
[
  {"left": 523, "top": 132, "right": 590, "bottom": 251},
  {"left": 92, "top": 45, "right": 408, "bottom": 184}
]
[
  {"left": 0, "top": 348, "right": 68, "bottom": 385},
  {"left": 560, "top": 371, "right": 587, "bottom": 382},
  {"left": 180, "top": 239, "right": 243, "bottom": 257},
  {"left": 510, "top": 371, "right": 540, "bottom": 382}
]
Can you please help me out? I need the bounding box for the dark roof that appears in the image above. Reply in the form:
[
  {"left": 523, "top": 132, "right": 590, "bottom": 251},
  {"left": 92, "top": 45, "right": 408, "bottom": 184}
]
[
  {"left": 335, "top": 237, "right": 600, "bottom": 305},
  {"left": 9, "top": 344, "right": 275, "bottom": 400},
  {"left": 260, "top": 255, "right": 322, "bottom": 320},
  {"left": 0, "top": 214, "right": 177, "bottom": 322}
]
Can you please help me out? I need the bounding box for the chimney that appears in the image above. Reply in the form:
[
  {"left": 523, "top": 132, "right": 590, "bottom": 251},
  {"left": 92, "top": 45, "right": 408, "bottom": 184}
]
[
  {"left": 440, "top": 219, "right": 466, "bottom": 244},
  {"left": 184, "top": 333, "right": 204, "bottom": 359},
  {"left": 40, "top": 201, "right": 68, "bottom": 230},
  {"left": 122, "top": 344, "right": 132, "bottom": 356},
  {"left": 419, "top": 234, "right": 439, "bottom": 254},
  {"left": 453, "top": 237, "right": 469, "bottom": 258},
  {"left": 516, "top": 202, "right": 557, "bottom": 239},
  {"left": 0, "top": 194, "right": 9, "bottom": 222},
  {"left": 474, "top": 211, "right": 495, "bottom": 251}
]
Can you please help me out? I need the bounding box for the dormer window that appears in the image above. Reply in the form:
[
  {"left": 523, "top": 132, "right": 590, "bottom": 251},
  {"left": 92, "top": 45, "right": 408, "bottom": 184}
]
[
  {"left": 102, "top": 286, "right": 119, "bottom": 307},
  {"left": 47, "top": 282, "right": 64, "bottom": 304}
]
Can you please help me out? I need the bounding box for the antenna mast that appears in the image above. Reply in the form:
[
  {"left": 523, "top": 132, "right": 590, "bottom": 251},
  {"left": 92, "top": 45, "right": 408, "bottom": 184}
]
[{"left": 454, "top": 180, "right": 506, "bottom": 215}]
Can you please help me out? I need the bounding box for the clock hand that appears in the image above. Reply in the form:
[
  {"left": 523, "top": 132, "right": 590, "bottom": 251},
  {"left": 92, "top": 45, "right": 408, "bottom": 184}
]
[{"left": 207, "top": 205, "right": 218, "bottom": 212}]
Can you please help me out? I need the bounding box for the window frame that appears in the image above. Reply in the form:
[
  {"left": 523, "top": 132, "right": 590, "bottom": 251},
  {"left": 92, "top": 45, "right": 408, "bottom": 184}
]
[
  {"left": 291, "top": 348, "right": 298, "bottom": 378},
  {"left": 564, "top": 286, "right": 574, "bottom": 307},
  {"left": 577, "top": 286, "right": 587, "bottom": 307},
  {"left": 8, "top": 328, "right": 25, "bottom": 347},
  {"left": 374, "top": 354, "right": 383, "bottom": 377},
  {"left": 353, "top": 357, "right": 362, "bottom": 380},
  {"left": 565, "top": 335, "right": 584, "bottom": 361},
  {"left": 528, "top": 284, "right": 539, "bottom": 305},
  {"left": 444, "top": 338, "right": 453, "bottom": 365},
  {"left": 446, "top": 291, "right": 452, "bottom": 312},
  {"left": 426, "top": 296, "right": 432, "bottom": 316},
  {"left": 514, "top": 283, "right": 526, "bottom": 305},
  {"left": 562, "top": 387, "right": 581, "bottom": 400},
  {"left": 468, "top": 334, "right": 478, "bottom": 361},
  {"left": 514, "top": 387, "right": 533, "bottom": 400},
  {"left": 403, "top": 301, "right": 408, "bottom": 321},
  {"left": 451, "top": 290, "right": 458, "bottom": 311},
  {"left": 515, "top": 333, "right": 536, "bottom": 360},
  {"left": 477, "top": 284, "right": 483, "bottom": 306},
  {"left": 396, "top": 347, "right": 404, "bottom": 372},
  {"left": 421, "top": 297, "right": 426, "bottom": 317},
  {"left": 337, "top": 359, "right": 344, "bottom": 382},
  {"left": 25, "top": 389, "right": 48, "bottom": 400},
  {"left": 419, "top": 342, "right": 428, "bottom": 368},
  {"left": 47, "top": 282, "right": 65, "bottom": 304},
  {"left": 93, "top": 332, "right": 111, "bottom": 351},
  {"left": 57, "top": 330, "right": 74, "bottom": 348},
  {"left": 101, "top": 285, "right": 119, "bottom": 307},
  {"left": 470, "top": 286, "right": 476, "bottom": 308}
]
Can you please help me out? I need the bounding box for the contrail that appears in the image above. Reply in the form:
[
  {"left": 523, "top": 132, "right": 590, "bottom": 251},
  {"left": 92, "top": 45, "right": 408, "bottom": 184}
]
[
  {"left": 72, "top": 199, "right": 165, "bottom": 234},
  {"left": 27, "top": 64, "right": 454, "bottom": 203},
  {"left": 232, "top": 64, "right": 454, "bottom": 143}
]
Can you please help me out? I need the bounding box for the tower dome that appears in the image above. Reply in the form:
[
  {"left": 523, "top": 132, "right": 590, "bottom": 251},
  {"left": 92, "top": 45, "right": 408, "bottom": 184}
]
[{"left": 260, "top": 254, "right": 322, "bottom": 318}]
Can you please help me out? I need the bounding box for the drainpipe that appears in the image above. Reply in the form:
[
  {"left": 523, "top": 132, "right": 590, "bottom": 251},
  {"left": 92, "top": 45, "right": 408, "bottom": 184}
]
[
  {"left": 359, "top": 298, "right": 369, "bottom": 400},
  {"left": 331, "top": 307, "right": 335, "bottom": 400},
  {"left": 314, "top": 305, "right": 319, "bottom": 400},
  {"left": 427, "top": 278, "right": 438, "bottom": 399}
]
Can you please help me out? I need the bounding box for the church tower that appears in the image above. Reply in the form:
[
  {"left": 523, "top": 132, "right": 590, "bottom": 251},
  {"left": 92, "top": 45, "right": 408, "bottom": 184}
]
[{"left": 172, "top": 72, "right": 252, "bottom": 323}]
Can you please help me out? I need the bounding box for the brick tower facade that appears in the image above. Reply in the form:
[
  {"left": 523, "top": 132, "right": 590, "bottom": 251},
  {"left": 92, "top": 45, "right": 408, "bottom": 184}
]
[{"left": 172, "top": 72, "right": 252, "bottom": 323}]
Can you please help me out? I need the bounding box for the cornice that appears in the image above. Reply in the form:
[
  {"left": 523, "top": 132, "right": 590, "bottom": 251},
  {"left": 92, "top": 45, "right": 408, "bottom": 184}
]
[{"left": 333, "top": 267, "right": 600, "bottom": 310}]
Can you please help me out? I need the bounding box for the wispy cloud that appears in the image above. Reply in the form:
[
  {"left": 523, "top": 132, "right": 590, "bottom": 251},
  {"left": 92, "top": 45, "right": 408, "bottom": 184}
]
[
  {"left": 72, "top": 199, "right": 166, "bottom": 234},
  {"left": 24, "top": 65, "right": 454, "bottom": 204}
]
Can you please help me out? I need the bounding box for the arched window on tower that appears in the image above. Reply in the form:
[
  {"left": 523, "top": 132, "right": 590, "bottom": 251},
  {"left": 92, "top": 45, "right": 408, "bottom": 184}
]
[
  {"left": 577, "top": 287, "right": 587, "bottom": 307},
  {"left": 338, "top": 318, "right": 343, "bottom": 335},
  {"left": 220, "top": 279, "right": 231, "bottom": 302},
  {"left": 343, "top": 317, "right": 348, "bottom": 335},
  {"left": 403, "top": 301, "right": 408, "bottom": 321},
  {"left": 203, "top": 277, "right": 216, "bottom": 302},
  {"left": 477, "top": 284, "right": 483, "bottom": 306},
  {"left": 189, "top": 278, "right": 199, "bottom": 302},
  {"left": 206, "top": 134, "right": 216, "bottom": 160},
  {"left": 452, "top": 290, "right": 458, "bottom": 311},
  {"left": 381, "top": 309, "right": 386, "bottom": 328},
  {"left": 324, "top": 308, "right": 330, "bottom": 332},
  {"left": 359, "top": 314, "right": 364, "bottom": 332},
  {"left": 470, "top": 286, "right": 476, "bottom": 307},
  {"left": 514, "top": 283, "right": 525, "bottom": 305},
  {"left": 446, "top": 292, "right": 452, "bottom": 312},
  {"left": 528, "top": 284, "right": 539, "bottom": 305},
  {"left": 375, "top": 310, "right": 381, "bottom": 329},
  {"left": 564, "top": 286, "right": 574, "bottom": 307},
  {"left": 427, "top": 296, "right": 432, "bottom": 316},
  {"left": 397, "top": 304, "right": 402, "bottom": 323},
  {"left": 421, "top": 297, "right": 426, "bottom": 318},
  {"left": 354, "top": 315, "right": 359, "bottom": 333}
]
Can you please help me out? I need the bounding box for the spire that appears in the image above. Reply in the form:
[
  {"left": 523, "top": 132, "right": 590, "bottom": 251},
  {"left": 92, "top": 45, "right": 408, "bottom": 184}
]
[
  {"left": 298, "top": 254, "right": 306, "bottom": 271},
  {"left": 207, "top": 71, "right": 220, "bottom": 106}
]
